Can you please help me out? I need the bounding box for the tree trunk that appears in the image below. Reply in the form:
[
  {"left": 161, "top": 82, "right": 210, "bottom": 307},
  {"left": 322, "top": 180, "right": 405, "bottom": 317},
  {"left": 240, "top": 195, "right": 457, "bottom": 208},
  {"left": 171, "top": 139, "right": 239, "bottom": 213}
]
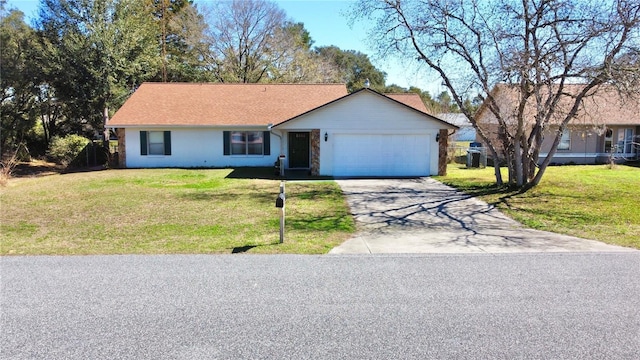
[
  {"left": 103, "top": 106, "right": 110, "bottom": 153},
  {"left": 514, "top": 140, "right": 523, "bottom": 187},
  {"left": 41, "top": 114, "right": 50, "bottom": 146},
  {"left": 437, "top": 129, "right": 448, "bottom": 176},
  {"left": 490, "top": 147, "right": 503, "bottom": 186},
  {"left": 528, "top": 161, "right": 548, "bottom": 188},
  {"left": 161, "top": 0, "right": 168, "bottom": 82}
]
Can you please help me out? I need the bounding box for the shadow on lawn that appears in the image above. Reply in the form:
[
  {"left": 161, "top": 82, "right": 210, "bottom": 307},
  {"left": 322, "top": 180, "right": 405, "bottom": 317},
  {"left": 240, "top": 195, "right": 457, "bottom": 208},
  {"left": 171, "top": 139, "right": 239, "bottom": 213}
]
[
  {"left": 231, "top": 242, "right": 280, "bottom": 253},
  {"left": 179, "top": 190, "right": 276, "bottom": 203},
  {"left": 225, "top": 167, "right": 333, "bottom": 181},
  {"left": 440, "top": 181, "right": 524, "bottom": 209},
  {"left": 625, "top": 160, "right": 640, "bottom": 168},
  {"left": 441, "top": 182, "right": 507, "bottom": 197},
  {"left": 231, "top": 245, "right": 258, "bottom": 253}
]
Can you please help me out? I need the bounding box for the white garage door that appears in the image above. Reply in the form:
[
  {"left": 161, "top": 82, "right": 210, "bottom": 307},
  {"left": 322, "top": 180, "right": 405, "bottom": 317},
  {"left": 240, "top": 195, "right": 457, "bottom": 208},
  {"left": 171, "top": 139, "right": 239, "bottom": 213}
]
[{"left": 332, "top": 134, "right": 430, "bottom": 176}]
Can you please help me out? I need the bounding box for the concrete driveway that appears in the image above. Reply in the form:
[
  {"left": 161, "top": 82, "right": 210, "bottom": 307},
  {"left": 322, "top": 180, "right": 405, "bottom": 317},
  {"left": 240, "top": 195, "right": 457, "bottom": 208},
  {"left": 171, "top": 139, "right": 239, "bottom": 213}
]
[{"left": 330, "top": 178, "right": 635, "bottom": 254}]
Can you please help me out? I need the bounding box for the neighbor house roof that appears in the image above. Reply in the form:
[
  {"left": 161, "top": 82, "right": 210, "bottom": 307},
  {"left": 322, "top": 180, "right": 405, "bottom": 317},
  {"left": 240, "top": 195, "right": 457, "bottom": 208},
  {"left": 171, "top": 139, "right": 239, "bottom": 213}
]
[
  {"left": 385, "top": 93, "right": 429, "bottom": 113},
  {"left": 108, "top": 83, "right": 349, "bottom": 127},
  {"left": 475, "top": 83, "right": 640, "bottom": 126},
  {"left": 437, "top": 113, "right": 472, "bottom": 127}
]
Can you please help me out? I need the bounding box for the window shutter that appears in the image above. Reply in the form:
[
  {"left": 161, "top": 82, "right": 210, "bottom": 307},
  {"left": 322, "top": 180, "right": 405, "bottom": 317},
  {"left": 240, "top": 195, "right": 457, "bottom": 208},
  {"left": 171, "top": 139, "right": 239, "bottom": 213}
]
[
  {"left": 223, "top": 131, "right": 230, "bottom": 155},
  {"left": 263, "top": 131, "right": 270, "bottom": 155},
  {"left": 163, "top": 131, "right": 171, "bottom": 155},
  {"left": 140, "top": 131, "right": 148, "bottom": 155}
]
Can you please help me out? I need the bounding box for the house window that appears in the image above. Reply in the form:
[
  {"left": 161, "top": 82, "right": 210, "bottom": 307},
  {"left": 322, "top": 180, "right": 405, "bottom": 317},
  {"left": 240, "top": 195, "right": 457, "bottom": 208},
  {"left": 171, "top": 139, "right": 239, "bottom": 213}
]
[
  {"left": 148, "top": 131, "right": 165, "bottom": 155},
  {"left": 230, "top": 131, "right": 264, "bottom": 155},
  {"left": 604, "top": 128, "right": 613, "bottom": 153},
  {"left": 617, "top": 128, "right": 634, "bottom": 153},
  {"left": 140, "top": 131, "right": 171, "bottom": 156},
  {"left": 558, "top": 129, "right": 571, "bottom": 150},
  {"left": 223, "top": 131, "right": 270, "bottom": 156}
]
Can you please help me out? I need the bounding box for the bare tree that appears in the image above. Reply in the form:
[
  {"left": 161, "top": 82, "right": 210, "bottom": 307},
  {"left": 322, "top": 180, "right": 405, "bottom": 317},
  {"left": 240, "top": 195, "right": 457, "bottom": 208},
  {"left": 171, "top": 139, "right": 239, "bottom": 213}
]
[
  {"left": 267, "top": 21, "right": 321, "bottom": 83},
  {"left": 352, "top": 0, "right": 640, "bottom": 189},
  {"left": 204, "top": 0, "right": 287, "bottom": 83}
]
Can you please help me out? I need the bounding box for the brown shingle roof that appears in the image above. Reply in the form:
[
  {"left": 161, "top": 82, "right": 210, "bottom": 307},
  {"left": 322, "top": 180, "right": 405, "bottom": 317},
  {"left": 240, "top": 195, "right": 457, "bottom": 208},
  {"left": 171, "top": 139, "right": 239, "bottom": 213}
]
[
  {"left": 476, "top": 83, "right": 640, "bottom": 126},
  {"left": 385, "top": 93, "right": 429, "bottom": 113},
  {"left": 108, "top": 83, "right": 349, "bottom": 127}
]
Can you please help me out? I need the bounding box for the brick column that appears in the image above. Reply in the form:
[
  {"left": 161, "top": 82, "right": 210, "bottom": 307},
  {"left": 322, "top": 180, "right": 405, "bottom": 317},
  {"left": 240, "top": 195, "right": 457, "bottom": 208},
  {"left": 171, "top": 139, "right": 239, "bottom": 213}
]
[
  {"left": 116, "top": 128, "right": 126, "bottom": 168},
  {"left": 438, "top": 129, "right": 448, "bottom": 176},
  {"left": 311, "top": 129, "right": 320, "bottom": 176}
]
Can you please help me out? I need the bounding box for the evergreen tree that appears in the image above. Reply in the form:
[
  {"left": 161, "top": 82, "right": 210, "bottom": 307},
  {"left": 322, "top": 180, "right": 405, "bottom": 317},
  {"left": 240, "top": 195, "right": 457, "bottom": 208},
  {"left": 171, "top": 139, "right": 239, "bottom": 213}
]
[
  {"left": 0, "top": 7, "right": 40, "bottom": 157},
  {"left": 38, "top": 0, "right": 159, "bottom": 146}
]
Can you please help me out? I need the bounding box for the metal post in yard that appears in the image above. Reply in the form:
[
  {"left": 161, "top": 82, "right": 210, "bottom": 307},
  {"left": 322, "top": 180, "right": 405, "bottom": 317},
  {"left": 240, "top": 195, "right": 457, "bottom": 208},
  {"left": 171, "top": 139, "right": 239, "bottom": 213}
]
[
  {"left": 279, "top": 156, "right": 285, "bottom": 177},
  {"left": 279, "top": 181, "right": 285, "bottom": 243}
]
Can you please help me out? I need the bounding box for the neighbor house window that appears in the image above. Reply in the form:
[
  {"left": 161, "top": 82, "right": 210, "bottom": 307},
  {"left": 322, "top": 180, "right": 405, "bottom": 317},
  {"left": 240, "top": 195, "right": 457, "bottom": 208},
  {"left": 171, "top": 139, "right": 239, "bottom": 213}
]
[
  {"left": 617, "top": 128, "right": 634, "bottom": 153},
  {"left": 604, "top": 128, "right": 613, "bottom": 153},
  {"left": 558, "top": 129, "right": 571, "bottom": 150},
  {"left": 223, "top": 131, "right": 270, "bottom": 156},
  {"left": 140, "top": 131, "right": 171, "bottom": 156}
]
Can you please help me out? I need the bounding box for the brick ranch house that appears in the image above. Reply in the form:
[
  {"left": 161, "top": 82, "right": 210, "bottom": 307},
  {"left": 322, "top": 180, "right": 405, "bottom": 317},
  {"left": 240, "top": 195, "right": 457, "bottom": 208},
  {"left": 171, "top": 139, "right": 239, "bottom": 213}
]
[
  {"left": 107, "top": 83, "right": 457, "bottom": 177},
  {"left": 474, "top": 84, "right": 640, "bottom": 165}
]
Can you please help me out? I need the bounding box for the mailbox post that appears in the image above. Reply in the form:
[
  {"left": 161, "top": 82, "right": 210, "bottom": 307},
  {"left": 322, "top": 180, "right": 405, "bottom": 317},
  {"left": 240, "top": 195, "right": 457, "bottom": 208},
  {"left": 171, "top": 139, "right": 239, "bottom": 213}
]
[{"left": 275, "top": 181, "right": 285, "bottom": 243}]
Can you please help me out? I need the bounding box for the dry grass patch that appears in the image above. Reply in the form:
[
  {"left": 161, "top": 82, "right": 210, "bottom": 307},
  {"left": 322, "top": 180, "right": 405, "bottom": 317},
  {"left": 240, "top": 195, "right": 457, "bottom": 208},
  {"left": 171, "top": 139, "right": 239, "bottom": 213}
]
[{"left": 1, "top": 169, "right": 354, "bottom": 255}]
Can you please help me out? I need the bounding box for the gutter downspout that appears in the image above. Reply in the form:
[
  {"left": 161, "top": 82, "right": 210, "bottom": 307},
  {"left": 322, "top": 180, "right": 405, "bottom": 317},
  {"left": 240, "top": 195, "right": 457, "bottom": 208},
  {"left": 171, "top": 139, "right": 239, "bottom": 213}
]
[{"left": 268, "top": 124, "right": 285, "bottom": 177}]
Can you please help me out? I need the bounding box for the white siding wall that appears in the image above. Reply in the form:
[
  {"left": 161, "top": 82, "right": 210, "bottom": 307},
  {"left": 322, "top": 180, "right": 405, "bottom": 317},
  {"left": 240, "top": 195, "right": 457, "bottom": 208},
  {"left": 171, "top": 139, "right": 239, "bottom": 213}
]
[
  {"left": 124, "top": 128, "right": 280, "bottom": 168},
  {"left": 276, "top": 92, "right": 445, "bottom": 176}
]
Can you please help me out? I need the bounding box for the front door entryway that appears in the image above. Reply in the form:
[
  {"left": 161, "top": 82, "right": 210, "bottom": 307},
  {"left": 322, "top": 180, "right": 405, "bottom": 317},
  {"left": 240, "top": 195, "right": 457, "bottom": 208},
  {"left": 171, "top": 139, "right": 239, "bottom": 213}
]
[{"left": 288, "top": 132, "right": 310, "bottom": 168}]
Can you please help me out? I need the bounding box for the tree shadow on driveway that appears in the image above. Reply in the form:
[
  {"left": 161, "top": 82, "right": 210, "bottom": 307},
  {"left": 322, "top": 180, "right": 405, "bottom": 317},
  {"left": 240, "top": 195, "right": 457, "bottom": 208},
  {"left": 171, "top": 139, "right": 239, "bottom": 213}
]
[
  {"left": 332, "top": 178, "right": 633, "bottom": 253},
  {"left": 338, "top": 179, "right": 519, "bottom": 232}
]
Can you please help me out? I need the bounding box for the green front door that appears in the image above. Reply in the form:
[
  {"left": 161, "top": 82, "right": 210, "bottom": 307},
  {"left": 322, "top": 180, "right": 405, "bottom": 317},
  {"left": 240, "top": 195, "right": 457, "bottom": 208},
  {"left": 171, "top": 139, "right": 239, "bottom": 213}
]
[{"left": 288, "top": 132, "right": 310, "bottom": 168}]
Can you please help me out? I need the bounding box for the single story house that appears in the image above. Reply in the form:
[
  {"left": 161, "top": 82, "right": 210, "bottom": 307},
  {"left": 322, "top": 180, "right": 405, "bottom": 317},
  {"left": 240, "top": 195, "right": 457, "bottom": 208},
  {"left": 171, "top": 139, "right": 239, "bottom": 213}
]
[
  {"left": 474, "top": 84, "right": 640, "bottom": 164},
  {"left": 108, "top": 83, "right": 457, "bottom": 177}
]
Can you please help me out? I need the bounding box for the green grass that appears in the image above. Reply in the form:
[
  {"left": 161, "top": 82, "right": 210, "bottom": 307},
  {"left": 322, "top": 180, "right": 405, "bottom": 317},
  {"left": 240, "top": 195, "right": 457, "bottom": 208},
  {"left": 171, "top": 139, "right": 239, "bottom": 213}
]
[
  {"left": 0, "top": 169, "right": 355, "bottom": 255},
  {"left": 435, "top": 164, "right": 640, "bottom": 249}
]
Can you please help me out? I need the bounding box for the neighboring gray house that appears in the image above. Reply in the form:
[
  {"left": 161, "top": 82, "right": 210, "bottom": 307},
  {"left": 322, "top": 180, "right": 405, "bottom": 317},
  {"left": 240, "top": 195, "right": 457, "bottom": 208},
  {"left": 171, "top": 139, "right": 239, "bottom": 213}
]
[
  {"left": 438, "top": 113, "right": 477, "bottom": 143},
  {"left": 474, "top": 84, "right": 640, "bottom": 164}
]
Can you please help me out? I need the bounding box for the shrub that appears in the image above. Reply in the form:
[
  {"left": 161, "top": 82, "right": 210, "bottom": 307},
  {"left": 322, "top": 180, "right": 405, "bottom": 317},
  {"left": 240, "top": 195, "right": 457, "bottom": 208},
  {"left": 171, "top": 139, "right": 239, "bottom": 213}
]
[
  {"left": 0, "top": 154, "right": 18, "bottom": 187},
  {"left": 48, "top": 135, "right": 90, "bottom": 167},
  {"left": 1, "top": 143, "right": 29, "bottom": 186}
]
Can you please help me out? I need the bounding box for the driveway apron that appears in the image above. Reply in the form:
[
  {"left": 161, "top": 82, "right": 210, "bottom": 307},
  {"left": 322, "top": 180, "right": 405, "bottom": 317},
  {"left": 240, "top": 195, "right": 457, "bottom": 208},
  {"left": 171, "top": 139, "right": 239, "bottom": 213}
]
[{"left": 330, "top": 178, "right": 634, "bottom": 254}]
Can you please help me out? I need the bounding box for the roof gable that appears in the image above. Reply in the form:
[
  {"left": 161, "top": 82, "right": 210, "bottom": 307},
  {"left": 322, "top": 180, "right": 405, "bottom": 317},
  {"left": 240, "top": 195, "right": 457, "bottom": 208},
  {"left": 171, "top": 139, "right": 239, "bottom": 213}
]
[
  {"left": 274, "top": 88, "right": 458, "bottom": 129},
  {"left": 108, "top": 83, "right": 348, "bottom": 127}
]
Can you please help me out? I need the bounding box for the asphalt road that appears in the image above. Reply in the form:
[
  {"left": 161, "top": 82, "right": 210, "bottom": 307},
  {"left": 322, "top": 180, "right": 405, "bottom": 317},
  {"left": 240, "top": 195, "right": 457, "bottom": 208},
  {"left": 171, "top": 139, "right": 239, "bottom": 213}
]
[{"left": 2, "top": 253, "right": 639, "bottom": 359}]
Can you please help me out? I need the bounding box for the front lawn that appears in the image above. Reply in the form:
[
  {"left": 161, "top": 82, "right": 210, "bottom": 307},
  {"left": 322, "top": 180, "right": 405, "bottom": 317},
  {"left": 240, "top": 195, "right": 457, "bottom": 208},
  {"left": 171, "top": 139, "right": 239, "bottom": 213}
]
[
  {"left": 435, "top": 164, "right": 640, "bottom": 249},
  {"left": 0, "top": 169, "right": 355, "bottom": 255}
]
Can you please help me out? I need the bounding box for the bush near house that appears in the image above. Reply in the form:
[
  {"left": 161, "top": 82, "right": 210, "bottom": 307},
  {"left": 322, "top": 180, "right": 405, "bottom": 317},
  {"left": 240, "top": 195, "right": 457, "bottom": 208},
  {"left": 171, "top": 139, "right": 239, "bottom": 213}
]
[
  {"left": 435, "top": 164, "right": 640, "bottom": 249},
  {"left": 47, "top": 135, "right": 91, "bottom": 168}
]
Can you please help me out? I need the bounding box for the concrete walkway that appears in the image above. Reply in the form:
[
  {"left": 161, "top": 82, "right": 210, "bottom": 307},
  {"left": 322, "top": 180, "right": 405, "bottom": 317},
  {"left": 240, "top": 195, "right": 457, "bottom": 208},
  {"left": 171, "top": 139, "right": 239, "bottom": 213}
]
[{"left": 330, "top": 178, "right": 635, "bottom": 254}]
